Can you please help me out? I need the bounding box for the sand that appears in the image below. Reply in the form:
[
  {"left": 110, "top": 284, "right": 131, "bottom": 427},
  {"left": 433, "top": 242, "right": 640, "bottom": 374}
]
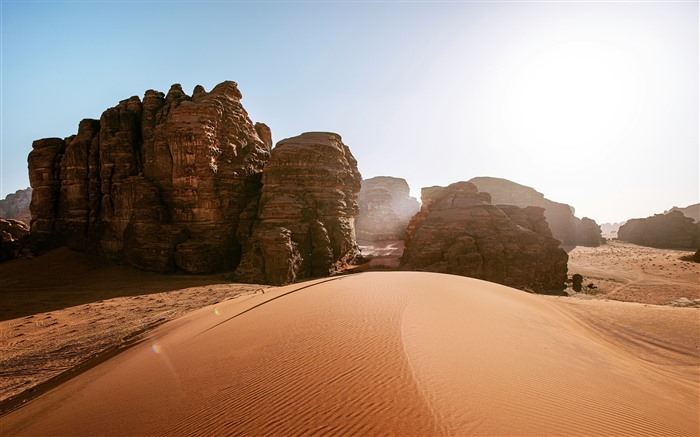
[
  {"left": 2, "top": 272, "right": 697, "bottom": 436},
  {"left": 567, "top": 240, "right": 700, "bottom": 305},
  {"left": 0, "top": 248, "right": 268, "bottom": 409}
]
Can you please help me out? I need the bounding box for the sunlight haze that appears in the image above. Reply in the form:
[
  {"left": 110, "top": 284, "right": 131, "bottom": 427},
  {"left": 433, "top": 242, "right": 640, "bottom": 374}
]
[{"left": 1, "top": 1, "right": 697, "bottom": 224}]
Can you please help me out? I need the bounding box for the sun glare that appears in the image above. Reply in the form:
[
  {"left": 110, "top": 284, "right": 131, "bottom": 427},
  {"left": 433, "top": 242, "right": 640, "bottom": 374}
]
[{"left": 502, "top": 42, "right": 645, "bottom": 153}]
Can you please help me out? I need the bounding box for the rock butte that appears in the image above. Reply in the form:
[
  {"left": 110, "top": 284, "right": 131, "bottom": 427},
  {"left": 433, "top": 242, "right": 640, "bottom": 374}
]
[
  {"left": 355, "top": 176, "right": 420, "bottom": 241},
  {"left": 28, "top": 81, "right": 271, "bottom": 274},
  {"left": 400, "top": 181, "right": 568, "bottom": 293},
  {"left": 233, "top": 132, "right": 361, "bottom": 285},
  {"left": 618, "top": 210, "right": 700, "bottom": 250},
  {"left": 469, "top": 176, "right": 603, "bottom": 247}
]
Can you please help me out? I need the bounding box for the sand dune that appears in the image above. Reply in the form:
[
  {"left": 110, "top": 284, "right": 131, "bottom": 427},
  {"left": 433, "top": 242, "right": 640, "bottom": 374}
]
[{"left": 2, "top": 272, "right": 698, "bottom": 436}]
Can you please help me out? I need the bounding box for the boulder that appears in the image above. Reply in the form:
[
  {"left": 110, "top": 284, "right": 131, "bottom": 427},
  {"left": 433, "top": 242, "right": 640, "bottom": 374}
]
[
  {"left": 27, "top": 81, "right": 271, "bottom": 273},
  {"left": 618, "top": 211, "right": 700, "bottom": 249},
  {"left": 0, "top": 218, "right": 30, "bottom": 263},
  {"left": 235, "top": 132, "right": 361, "bottom": 285},
  {"left": 0, "top": 188, "right": 32, "bottom": 225},
  {"left": 356, "top": 176, "right": 419, "bottom": 241},
  {"left": 400, "top": 181, "right": 568, "bottom": 293}
]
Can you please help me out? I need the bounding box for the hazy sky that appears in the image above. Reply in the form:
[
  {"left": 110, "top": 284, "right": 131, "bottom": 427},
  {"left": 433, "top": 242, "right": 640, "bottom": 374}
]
[{"left": 1, "top": 1, "right": 697, "bottom": 223}]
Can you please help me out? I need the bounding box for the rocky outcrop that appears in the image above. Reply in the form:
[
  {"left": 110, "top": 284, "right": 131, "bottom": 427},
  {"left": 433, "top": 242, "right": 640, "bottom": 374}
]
[
  {"left": 665, "top": 204, "right": 700, "bottom": 223},
  {"left": 28, "top": 81, "right": 271, "bottom": 273},
  {"left": 0, "top": 218, "right": 30, "bottom": 263},
  {"left": 401, "top": 182, "right": 568, "bottom": 293},
  {"left": 355, "top": 176, "right": 419, "bottom": 241},
  {"left": 468, "top": 176, "right": 602, "bottom": 247},
  {"left": 234, "top": 132, "right": 361, "bottom": 285},
  {"left": 575, "top": 217, "right": 604, "bottom": 247},
  {"left": 0, "top": 218, "right": 29, "bottom": 243},
  {"left": 0, "top": 188, "right": 32, "bottom": 225},
  {"left": 618, "top": 211, "right": 700, "bottom": 249}
]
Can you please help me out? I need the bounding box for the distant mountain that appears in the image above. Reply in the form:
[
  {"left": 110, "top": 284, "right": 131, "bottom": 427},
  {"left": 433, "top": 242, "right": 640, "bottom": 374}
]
[
  {"left": 665, "top": 203, "right": 699, "bottom": 223},
  {"left": 0, "top": 187, "right": 32, "bottom": 225}
]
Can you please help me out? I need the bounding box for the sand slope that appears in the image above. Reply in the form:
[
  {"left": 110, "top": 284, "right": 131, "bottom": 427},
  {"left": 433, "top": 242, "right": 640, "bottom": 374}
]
[{"left": 2, "top": 272, "right": 698, "bottom": 436}]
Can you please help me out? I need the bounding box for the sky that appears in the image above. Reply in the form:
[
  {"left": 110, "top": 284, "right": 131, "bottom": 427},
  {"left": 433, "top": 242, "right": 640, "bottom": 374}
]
[{"left": 0, "top": 1, "right": 697, "bottom": 224}]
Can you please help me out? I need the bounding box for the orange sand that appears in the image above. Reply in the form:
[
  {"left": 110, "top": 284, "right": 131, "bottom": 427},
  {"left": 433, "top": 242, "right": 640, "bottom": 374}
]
[{"left": 2, "top": 272, "right": 697, "bottom": 436}]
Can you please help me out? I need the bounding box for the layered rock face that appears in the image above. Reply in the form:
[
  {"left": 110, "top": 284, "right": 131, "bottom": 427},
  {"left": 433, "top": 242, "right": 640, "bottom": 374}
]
[
  {"left": 0, "top": 188, "right": 32, "bottom": 224},
  {"left": 234, "top": 132, "right": 361, "bottom": 285},
  {"left": 468, "top": 177, "right": 602, "bottom": 247},
  {"left": 28, "top": 81, "right": 271, "bottom": 273},
  {"left": 618, "top": 211, "right": 700, "bottom": 249},
  {"left": 355, "top": 176, "right": 419, "bottom": 241},
  {"left": 401, "top": 182, "right": 568, "bottom": 293}
]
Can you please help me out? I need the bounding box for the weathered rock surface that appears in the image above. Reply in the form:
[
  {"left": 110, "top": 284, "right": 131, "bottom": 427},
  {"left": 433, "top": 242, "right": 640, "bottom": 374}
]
[
  {"left": 0, "top": 188, "right": 32, "bottom": 225},
  {"left": 400, "top": 182, "right": 568, "bottom": 293},
  {"left": 234, "top": 132, "right": 361, "bottom": 285},
  {"left": 28, "top": 81, "right": 271, "bottom": 273},
  {"left": 0, "top": 218, "right": 30, "bottom": 263},
  {"left": 468, "top": 176, "right": 603, "bottom": 247},
  {"left": 355, "top": 176, "right": 419, "bottom": 241},
  {"left": 618, "top": 211, "right": 700, "bottom": 249},
  {"left": 0, "top": 218, "right": 29, "bottom": 243}
]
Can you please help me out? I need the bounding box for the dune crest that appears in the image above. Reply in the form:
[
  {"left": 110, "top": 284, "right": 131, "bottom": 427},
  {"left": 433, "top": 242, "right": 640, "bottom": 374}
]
[{"left": 2, "top": 272, "right": 697, "bottom": 436}]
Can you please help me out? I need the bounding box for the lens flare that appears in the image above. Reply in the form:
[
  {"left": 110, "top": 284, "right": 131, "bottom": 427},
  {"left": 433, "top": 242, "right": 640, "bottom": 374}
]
[{"left": 151, "top": 344, "right": 161, "bottom": 354}]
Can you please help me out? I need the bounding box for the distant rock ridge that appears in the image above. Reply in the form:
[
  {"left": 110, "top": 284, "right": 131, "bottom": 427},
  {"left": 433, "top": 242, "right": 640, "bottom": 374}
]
[
  {"left": 468, "top": 176, "right": 603, "bottom": 247},
  {"left": 233, "top": 132, "right": 361, "bottom": 285},
  {"left": 400, "top": 181, "right": 568, "bottom": 293},
  {"left": 665, "top": 203, "right": 700, "bottom": 223},
  {"left": 28, "top": 81, "right": 271, "bottom": 273},
  {"left": 355, "top": 176, "right": 420, "bottom": 241},
  {"left": 618, "top": 211, "right": 700, "bottom": 249},
  {"left": 0, "top": 188, "right": 32, "bottom": 225}
]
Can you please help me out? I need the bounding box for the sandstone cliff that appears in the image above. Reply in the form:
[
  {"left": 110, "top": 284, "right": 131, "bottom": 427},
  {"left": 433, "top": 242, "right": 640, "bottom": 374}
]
[
  {"left": 468, "top": 176, "right": 602, "bottom": 247},
  {"left": 355, "top": 176, "right": 419, "bottom": 241},
  {"left": 0, "top": 188, "right": 32, "bottom": 225},
  {"left": 28, "top": 81, "right": 271, "bottom": 273},
  {"left": 400, "top": 182, "right": 568, "bottom": 293},
  {"left": 618, "top": 211, "right": 700, "bottom": 249},
  {"left": 234, "top": 132, "right": 361, "bottom": 285}
]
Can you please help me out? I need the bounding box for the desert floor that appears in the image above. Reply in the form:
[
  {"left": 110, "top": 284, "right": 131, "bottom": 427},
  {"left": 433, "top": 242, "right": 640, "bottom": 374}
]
[
  {"left": 567, "top": 240, "right": 700, "bottom": 306},
  {"left": 0, "top": 242, "right": 698, "bottom": 436}
]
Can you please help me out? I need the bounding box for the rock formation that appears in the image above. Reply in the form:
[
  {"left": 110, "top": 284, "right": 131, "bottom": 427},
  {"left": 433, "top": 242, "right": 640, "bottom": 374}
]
[
  {"left": 0, "top": 218, "right": 30, "bottom": 263},
  {"left": 665, "top": 203, "right": 700, "bottom": 223},
  {"left": 575, "top": 217, "right": 604, "bottom": 247},
  {"left": 618, "top": 211, "right": 700, "bottom": 249},
  {"left": 28, "top": 81, "right": 271, "bottom": 273},
  {"left": 0, "top": 218, "right": 29, "bottom": 243},
  {"left": 355, "top": 176, "right": 419, "bottom": 241},
  {"left": 468, "top": 176, "right": 603, "bottom": 247},
  {"left": 234, "top": 132, "right": 361, "bottom": 285},
  {"left": 400, "top": 182, "right": 568, "bottom": 293},
  {"left": 0, "top": 188, "right": 32, "bottom": 224}
]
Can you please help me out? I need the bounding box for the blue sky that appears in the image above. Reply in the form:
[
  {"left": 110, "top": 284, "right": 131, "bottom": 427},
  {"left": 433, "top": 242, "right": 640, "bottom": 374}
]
[{"left": 1, "top": 1, "right": 697, "bottom": 223}]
